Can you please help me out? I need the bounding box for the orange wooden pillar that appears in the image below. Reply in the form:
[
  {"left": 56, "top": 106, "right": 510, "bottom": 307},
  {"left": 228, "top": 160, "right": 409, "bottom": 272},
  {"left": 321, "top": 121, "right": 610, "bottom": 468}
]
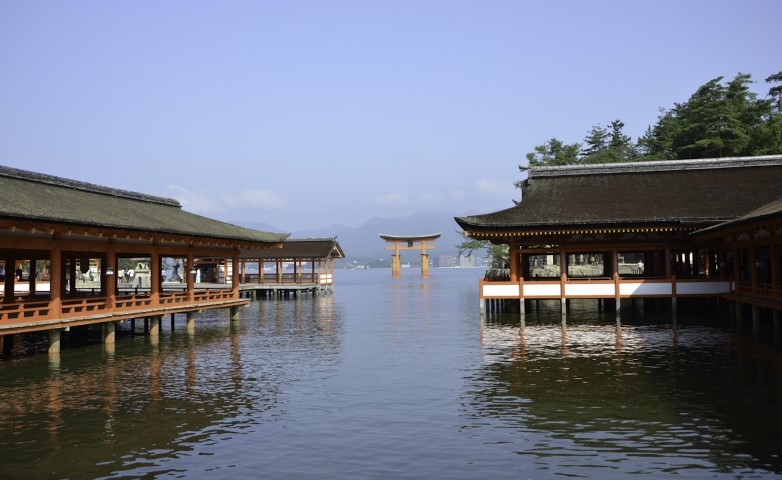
[
  {"left": 231, "top": 250, "right": 241, "bottom": 322},
  {"left": 420, "top": 240, "right": 431, "bottom": 278}
]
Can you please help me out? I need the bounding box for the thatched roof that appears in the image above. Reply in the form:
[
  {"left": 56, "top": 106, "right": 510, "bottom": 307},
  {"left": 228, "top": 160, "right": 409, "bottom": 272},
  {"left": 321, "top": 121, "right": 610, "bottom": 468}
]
[
  {"left": 0, "top": 165, "right": 289, "bottom": 244},
  {"left": 456, "top": 155, "right": 782, "bottom": 234}
]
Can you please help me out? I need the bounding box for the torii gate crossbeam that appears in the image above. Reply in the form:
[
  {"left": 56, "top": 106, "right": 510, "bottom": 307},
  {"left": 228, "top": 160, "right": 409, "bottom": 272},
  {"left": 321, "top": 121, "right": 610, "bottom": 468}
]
[{"left": 379, "top": 233, "right": 441, "bottom": 277}]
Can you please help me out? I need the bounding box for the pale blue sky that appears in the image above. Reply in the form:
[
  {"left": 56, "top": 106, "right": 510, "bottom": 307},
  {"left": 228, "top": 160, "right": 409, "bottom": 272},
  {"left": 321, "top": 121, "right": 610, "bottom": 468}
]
[{"left": 1, "top": 0, "right": 778, "bottom": 232}]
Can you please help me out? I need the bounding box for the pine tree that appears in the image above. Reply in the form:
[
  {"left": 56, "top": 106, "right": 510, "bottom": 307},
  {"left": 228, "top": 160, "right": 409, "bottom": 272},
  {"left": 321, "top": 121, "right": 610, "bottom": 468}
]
[
  {"left": 525, "top": 138, "right": 582, "bottom": 166},
  {"left": 581, "top": 125, "right": 609, "bottom": 163},
  {"left": 607, "top": 120, "right": 636, "bottom": 162}
]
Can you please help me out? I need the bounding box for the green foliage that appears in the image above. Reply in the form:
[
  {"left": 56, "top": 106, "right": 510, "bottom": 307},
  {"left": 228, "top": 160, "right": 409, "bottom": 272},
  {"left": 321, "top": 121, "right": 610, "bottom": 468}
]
[
  {"left": 525, "top": 70, "right": 782, "bottom": 166},
  {"left": 525, "top": 138, "right": 581, "bottom": 166},
  {"left": 456, "top": 231, "right": 508, "bottom": 268}
]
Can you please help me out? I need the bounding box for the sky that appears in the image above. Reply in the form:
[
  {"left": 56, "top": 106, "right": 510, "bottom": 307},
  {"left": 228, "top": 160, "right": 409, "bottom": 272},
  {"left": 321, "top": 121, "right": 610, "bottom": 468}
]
[{"left": 1, "top": 1, "right": 779, "bottom": 232}]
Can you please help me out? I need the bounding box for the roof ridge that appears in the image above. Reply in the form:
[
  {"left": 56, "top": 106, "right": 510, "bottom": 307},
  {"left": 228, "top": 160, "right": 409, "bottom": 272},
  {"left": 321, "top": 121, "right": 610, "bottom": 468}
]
[
  {"left": 529, "top": 154, "right": 782, "bottom": 178},
  {"left": 0, "top": 164, "right": 181, "bottom": 207}
]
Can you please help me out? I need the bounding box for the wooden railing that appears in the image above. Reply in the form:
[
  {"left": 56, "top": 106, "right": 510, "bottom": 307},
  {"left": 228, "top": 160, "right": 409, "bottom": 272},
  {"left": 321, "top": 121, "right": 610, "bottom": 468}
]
[
  {"left": 735, "top": 282, "right": 780, "bottom": 298},
  {"left": 0, "top": 287, "right": 242, "bottom": 329}
]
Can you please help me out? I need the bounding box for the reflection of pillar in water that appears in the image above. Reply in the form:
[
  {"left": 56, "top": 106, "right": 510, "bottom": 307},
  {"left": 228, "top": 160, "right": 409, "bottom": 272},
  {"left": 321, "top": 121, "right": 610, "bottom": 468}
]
[
  {"left": 48, "top": 350, "right": 61, "bottom": 373},
  {"left": 150, "top": 346, "right": 161, "bottom": 401},
  {"left": 186, "top": 336, "right": 196, "bottom": 394}
]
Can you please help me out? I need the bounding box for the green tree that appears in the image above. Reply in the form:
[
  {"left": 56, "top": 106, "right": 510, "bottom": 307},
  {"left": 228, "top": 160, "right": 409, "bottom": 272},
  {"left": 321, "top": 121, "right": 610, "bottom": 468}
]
[
  {"left": 456, "top": 232, "right": 508, "bottom": 269},
  {"left": 525, "top": 138, "right": 581, "bottom": 166},
  {"left": 581, "top": 125, "right": 609, "bottom": 163},
  {"left": 607, "top": 119, "right": 636, "bottom": 162},
  {"left": 766, "top": 71, "right": 782, "bottom": 114},
  {"left": 637, "top": 108, "right": 681, "bottom": 160},
  {"left": 752, "top": 71, "right": 782, "bottom": 154}
]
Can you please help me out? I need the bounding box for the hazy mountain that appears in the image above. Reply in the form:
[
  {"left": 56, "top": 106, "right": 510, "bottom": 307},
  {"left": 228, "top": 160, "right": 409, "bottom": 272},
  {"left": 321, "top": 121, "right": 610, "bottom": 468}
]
[{"left": 235, "top": 211, "right": 479, "bottom": 262}]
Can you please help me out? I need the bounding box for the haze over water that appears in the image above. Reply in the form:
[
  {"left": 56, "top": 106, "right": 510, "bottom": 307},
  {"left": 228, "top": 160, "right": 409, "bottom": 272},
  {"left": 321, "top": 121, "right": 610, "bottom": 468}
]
[{"left": 0, "top": 268, "right": 780, "bottom": 479}]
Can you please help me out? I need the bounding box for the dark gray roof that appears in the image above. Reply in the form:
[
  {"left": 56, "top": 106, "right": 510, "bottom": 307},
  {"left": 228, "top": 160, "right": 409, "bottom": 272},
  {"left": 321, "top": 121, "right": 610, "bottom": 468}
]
[
  {"left": 456, "top": 155, "right": 782, "bottom": 232},
  {"left": 0, "top": 165, "right": 289, "bottom": 244},
  {"left": 246, "top": 238, "right": 345, "bottom": 260},
  {"left": 695, "top": 197, "right": 782, "bottom": 236}
]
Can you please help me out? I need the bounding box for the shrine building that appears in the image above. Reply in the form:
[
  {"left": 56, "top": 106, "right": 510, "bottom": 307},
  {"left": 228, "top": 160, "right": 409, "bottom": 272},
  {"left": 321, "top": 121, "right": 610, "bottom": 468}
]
[
  {"left": 455, "top": 155, "right": 782, "bottom": 328},
  {"left": 0, "top": 165, "right": 289, "bottom": 353},
  {"left": 237, "top": 237, "right": 345, "bottom": 298}
]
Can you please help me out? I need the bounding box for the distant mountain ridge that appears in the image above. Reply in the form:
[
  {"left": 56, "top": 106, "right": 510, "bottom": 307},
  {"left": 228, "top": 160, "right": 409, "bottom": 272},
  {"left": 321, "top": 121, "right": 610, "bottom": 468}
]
[{"left": 236, "top": 211, "right": 479, "bottom": 262}]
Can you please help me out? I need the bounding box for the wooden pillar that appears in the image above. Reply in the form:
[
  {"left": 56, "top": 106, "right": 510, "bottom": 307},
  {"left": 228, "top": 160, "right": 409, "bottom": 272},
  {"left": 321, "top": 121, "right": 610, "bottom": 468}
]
[
  {"left": 48, "top": 328, "right": 61, "bottom": 353},
  {"left": 508, "top": 243, "right": 519, "bottom": 281},
  {"left": 105, "top": 241, "right": 116, "bottom": 311},
  {"left": 395, "top": 241, "right": 401, "bottom": 277},
  {"left": 750, "top": 247, "right": 758, "bottom": 294},
  {"left": 149, "top": 316, "right": 161, "bottom": 337},
  {"left": 230, "top": 305, "right": 240, "bottom": 322},
  {"left": 102, "top": 322, "right": 116, "bottom": 344},
  {"left": 50, "top": 241, "right": 62, "bottom": 315},
  {"left": 421, "top": 254, "right": 429, "bottom": 277},
  {"left": 232, "top": 251, "right": 240, "bottom": 297},
  {"left": 150, "top": 248, "right": 160, "bottom": 304},
  {"left": 28, "top": 255, "right": 37, "bottom": 294},
  {"left": 186, "top": 311, "right": 195, "bottom": 334},
  {"left": 186, "top": 251, "right": 195, "bottom": 302}
]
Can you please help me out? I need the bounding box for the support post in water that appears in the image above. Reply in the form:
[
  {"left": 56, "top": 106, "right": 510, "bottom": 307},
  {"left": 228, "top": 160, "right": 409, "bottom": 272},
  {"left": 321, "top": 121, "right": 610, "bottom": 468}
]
[{"left": 48, "top": 328, "right": 61, "bottom": 354}]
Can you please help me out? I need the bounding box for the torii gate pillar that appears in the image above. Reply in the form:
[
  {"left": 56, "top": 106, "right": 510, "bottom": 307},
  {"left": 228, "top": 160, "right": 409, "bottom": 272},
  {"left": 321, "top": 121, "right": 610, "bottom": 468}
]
[{"left": 380, "top": 233, "right": 441, "bottom": 278}]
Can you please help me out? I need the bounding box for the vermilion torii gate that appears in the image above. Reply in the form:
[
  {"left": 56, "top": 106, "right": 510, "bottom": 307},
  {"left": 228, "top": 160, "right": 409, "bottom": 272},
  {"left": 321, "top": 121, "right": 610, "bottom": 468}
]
[{"left": 379, "top": 233, "right": 441, "bottom": 277}]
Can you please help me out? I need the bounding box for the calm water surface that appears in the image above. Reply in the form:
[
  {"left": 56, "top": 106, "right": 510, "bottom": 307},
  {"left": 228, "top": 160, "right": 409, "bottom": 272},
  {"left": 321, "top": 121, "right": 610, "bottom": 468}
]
[{"left": 1, "top": 269, "right": 781, "bottom": 479}]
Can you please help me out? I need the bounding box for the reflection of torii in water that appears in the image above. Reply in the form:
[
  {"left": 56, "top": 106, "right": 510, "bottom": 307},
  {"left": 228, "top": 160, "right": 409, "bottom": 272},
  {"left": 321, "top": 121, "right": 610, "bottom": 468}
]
[{"left": 379, "top": 233, "right": 441, "bottom": 277}]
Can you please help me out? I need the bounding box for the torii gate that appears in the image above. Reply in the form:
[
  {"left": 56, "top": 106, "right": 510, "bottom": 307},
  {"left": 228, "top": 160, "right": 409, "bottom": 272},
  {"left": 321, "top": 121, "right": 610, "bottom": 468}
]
[{"left": 379, "top": 233, "right": 441, "bottom": 277}]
